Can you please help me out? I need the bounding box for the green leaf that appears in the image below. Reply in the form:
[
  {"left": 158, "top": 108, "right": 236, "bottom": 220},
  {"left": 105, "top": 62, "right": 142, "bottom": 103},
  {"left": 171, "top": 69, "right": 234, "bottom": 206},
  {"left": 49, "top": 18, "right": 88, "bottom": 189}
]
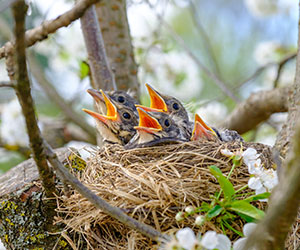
[
  {"left": 244, "top": 192, "right": 270, "bottom": 202},
  {"left": 200, "top": 202, "right": 211, "bottom": 211},
  {"left": 236, "top": 212, "right": 257, "bottom": 223},
  {"left": 79, "top": 61, "right": 90, "bottom": 80},
  {"left": 222, "top": 220, "right": 244, "bottom": 237},
  {"left": 229, "top": 200, "right": 264, "bottom": 220},
  {"left": 207, "top": 205, "right": 223, "bottom": 219},
  {"left": 209, "top": 165, "right": 235, "bottom": 200}
]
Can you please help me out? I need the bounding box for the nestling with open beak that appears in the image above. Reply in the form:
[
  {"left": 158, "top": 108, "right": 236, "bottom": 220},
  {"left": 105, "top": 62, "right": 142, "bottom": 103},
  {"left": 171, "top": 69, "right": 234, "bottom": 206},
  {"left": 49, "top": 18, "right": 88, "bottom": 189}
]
[
  {"left": 83, "top": 89, "right": 138, "bottom": 145},
  {"left": 191, "top": 114, "right": 218, "bottom": 141},
  {"left": 190, "top": 113, "right": 243, "bottom": 142},
  {"left": 136, "top": 83, "right": 191, "bottom": 139},
  {"left": 86, "top": 88, "right": 138, "bottom": 116},
  {"left": 125, "top": 107, "right": 188, "bottom": 149}
]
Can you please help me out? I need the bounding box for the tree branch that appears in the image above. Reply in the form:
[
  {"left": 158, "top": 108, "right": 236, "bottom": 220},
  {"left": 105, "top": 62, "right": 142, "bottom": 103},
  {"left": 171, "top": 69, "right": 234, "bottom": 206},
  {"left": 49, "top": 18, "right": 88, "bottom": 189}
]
[
  {"left": 220, "top": 87, "right": 290, "bottom": 134},
  {"left": 0, "top": 81, "right": 14, "bottom": 88},
  {"left": 236, "top": 53, "right": 296, "bottom": 89},
  {"left": 189, "top": 0, "right": 222, "bottom": 79},
  {"left": 43, "top": 141, "right": 168, "bottom": 242},
  {"left": 95, "top": 0, "right": 139, "bottom": 96},
  {"left": 11, "top": 0, "right": 56, "bottom": 223},
  {"left": 245, "top": 116, "right": 300, "bottom": 249},
  {"left": 80, "top": 5, "right": 116, "bottom": 90},
  {"left": 28, "top": 52, "right": 97, "bottom": 144},
  {"left": 273, "top": 53, "right": 296, "bottom": 88},
  {"left": 0, "top": 0, "right": 101, "bottom": 59}
]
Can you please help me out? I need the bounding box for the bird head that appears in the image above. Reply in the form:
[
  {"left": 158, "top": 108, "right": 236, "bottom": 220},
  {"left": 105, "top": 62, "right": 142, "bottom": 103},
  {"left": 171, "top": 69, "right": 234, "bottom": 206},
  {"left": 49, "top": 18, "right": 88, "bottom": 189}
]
[
  {"left": 125, "top": 107, "right": 186, "bottom": 149},
  {"left": 87, "top": 88, "right": 138, "bottom": 115},
  {"left": 136, "top": 83, "right": 189, "bottom": 127},
  {"left": 83, "top": 89, "right": 138, "bottom": 145},
  {"left": 191, "top": 114, "right": 218, "bottom": 141}
]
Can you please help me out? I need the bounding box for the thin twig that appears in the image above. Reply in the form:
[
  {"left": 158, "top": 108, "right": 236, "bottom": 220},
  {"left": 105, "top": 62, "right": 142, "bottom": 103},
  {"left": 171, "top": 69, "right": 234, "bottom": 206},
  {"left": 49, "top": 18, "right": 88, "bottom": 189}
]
[
  {"left": 0, "top": 0, "right": 101, "bottom": 59},
  {"left": 80, "top": 5, "right": 116, "bottom": 90},
  {"left": 27, "top": 52, "right": 97, "bottom": 144},
  {"left": 273, "top": 53, "right": 296, "bottom": 88},
  {"left": 196, "top": 53, "right": 297, "bottom": 109},
  {"left": 12, "top": 0, "right": 56, "bottom": 203},
  {"left": 236, "top": 53, "right": 297, "bottom": 89},
  {"left": 43, "top": 141, "right": 168, "bottom": 242},
  {"left": 0, "top": 81, "right": 14, "bottom": 88},
  {"left": 146, "top": 1, "right": 240, "bottom": 103},
  {"left": 189, "top": 0, "right": 222, "bottom": 78}
]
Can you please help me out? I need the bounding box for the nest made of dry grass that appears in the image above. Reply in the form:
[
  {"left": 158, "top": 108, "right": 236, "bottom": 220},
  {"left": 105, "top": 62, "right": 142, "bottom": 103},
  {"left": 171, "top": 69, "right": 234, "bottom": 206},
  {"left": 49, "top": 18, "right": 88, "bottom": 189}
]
[{"left": 55, "top": 140, "right": 277, "bottom": 250}]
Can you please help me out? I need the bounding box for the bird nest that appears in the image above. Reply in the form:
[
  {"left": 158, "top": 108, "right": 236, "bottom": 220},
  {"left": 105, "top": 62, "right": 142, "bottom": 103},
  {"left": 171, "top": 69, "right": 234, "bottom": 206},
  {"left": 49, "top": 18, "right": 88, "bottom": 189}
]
[{"left": 54, "top": 140, "right": 297, "bottom": 249}]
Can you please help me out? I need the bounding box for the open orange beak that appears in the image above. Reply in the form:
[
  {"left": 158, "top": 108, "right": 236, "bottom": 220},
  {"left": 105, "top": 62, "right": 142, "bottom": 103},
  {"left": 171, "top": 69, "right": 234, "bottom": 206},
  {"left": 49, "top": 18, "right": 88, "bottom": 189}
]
[
  {"left": 194, "top": 114, "right": 217, "bottom": 137},
  {"left": 86, "top": 89, "right": 104, "bottom": 103},
  {"left": 134, "top": 107, "right": 162, "bottom": 134},
  {"left": 136, "top": 83, "right": 168, "bottom": 112},
  {"left": 191, "top": 114, "right": 217, "bottom": 141},
  {"left": 82, "top": 90, "right": 118, "bottom": 124}
]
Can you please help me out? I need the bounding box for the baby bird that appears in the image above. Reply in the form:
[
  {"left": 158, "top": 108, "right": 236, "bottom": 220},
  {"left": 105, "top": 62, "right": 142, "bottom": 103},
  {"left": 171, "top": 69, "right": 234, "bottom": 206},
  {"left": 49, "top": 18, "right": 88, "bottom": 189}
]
[
  {"left": 87, "top": 89, "right": 138, "bottom": 115},
  {"left": 190, "top": 114, "right": 243, "bottom": 142},
  {"left": 136, "top": 83, "right": 191, "bottom": 139},
  {"left": 191, "top": 114, "right": 218, "bottom": 141},
  {"left": 125, "top": 107, "right": 188, "bottom": 149},
  {"left": 83, "top": 90, "right": 138, "bottom": 145}
]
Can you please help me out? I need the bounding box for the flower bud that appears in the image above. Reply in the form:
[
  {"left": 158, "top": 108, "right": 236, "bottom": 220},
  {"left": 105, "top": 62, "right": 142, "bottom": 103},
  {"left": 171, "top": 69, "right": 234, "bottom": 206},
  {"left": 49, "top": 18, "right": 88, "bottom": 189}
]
[
  {"left": 175, "top": 212, "right": 184, "bottom": 222},
  {"left": 195, "top": 215, "right": 205, "bottom": 226},
  {"left": 185, "top": 206, "right": 194, "bottom": 214}
]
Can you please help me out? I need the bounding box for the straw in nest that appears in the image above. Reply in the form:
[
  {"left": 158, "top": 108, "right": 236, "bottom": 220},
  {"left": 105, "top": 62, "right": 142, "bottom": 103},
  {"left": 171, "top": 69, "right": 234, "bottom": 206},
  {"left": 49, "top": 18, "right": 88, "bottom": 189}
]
[{"left": 54, "top": 140, "right": 287, "bottom": 249}]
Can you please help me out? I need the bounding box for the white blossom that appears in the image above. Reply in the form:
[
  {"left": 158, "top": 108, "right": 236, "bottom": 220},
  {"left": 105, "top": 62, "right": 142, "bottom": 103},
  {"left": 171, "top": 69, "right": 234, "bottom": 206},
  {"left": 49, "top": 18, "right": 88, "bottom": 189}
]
[
  {"left": 244, "top": 0, "right": 296, "bottom": 18},
  {"left": 173, "top": 228, "right": 231, "bottom": 250},
  {"left": 242, "top": 148, "right": 259, "bottom": 167},
  {"left": 233, "top": 223, "right": 257, "bottom": 250},
  {"left": 176, "top": 228, "right": 197, "bottom": 250},
  {"left": 254, "top": 41, "right": 282, "bottom": 66},
  {"left": 201, "top": 231, "right": 231, "bottom": 250},
  {"left": 220, "top": 149, "right": 235, "bottom": 158},
  {"left": 201, "top": 231, "right": 218, "bottom": 249},
  {"left": 242, "top": 148, "right": 278, "bottom": 200},
  {"left": 245, "top": 0, "right": 279, "bottom": 18},
  {"left": 0, "top": 99, "right": 29, "bottom": 147}
]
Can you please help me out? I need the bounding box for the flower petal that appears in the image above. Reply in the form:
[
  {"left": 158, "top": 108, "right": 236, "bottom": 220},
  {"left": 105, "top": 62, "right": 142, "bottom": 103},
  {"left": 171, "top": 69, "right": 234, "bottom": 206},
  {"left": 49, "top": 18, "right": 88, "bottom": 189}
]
[
  {"left": 176, "top": 228, "right": 197, "bottom": 250},
  {"left": 215, "top": 234, "right": 231, "bottom": 250},
  {"left": 242, "top": 148, "right": 259, "bottom": 166},
  {"left": 243, "top": 223, "right": 257, "bottom": 237},
  {"left": 233, "top": 238, "right": 247, "bottom": 250},
  {"left": 248, "top": 177, "right": 263, "bottom": 190},
  {"left": 221, "top": 149, "right": 234, "bottom": 157},
  {"left": 201, "top": 231, "right": 218, "bottom": 249}
]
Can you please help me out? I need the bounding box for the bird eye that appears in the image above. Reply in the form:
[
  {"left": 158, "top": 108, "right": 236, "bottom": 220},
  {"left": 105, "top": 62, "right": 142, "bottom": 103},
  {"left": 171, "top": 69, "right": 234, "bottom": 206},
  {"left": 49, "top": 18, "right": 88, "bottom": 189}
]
[
  {"left": 117, "top": 96, "right": 125, "bottom": 103},
  {"left": 122, "top": 112, "right": 131, "bottom": 120},
  {"left": 172, "top": 102, "right": 180, "bottom": 110},
  {"left": 164, "top": 119, "right": 170, "bottom": 127}
]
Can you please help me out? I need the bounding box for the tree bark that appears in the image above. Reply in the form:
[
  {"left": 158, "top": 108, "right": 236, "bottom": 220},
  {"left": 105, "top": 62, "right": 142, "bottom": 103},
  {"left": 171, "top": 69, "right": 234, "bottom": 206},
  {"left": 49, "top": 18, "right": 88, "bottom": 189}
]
[
  {"left": 95, "top": 0, "right": 139, "bottom": 97},
  {"left": 0, "top": 148, "right": 75, "bottom": 250},
  {"left": 221, "top": 87, "right": 290, "bottom": 134}
]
